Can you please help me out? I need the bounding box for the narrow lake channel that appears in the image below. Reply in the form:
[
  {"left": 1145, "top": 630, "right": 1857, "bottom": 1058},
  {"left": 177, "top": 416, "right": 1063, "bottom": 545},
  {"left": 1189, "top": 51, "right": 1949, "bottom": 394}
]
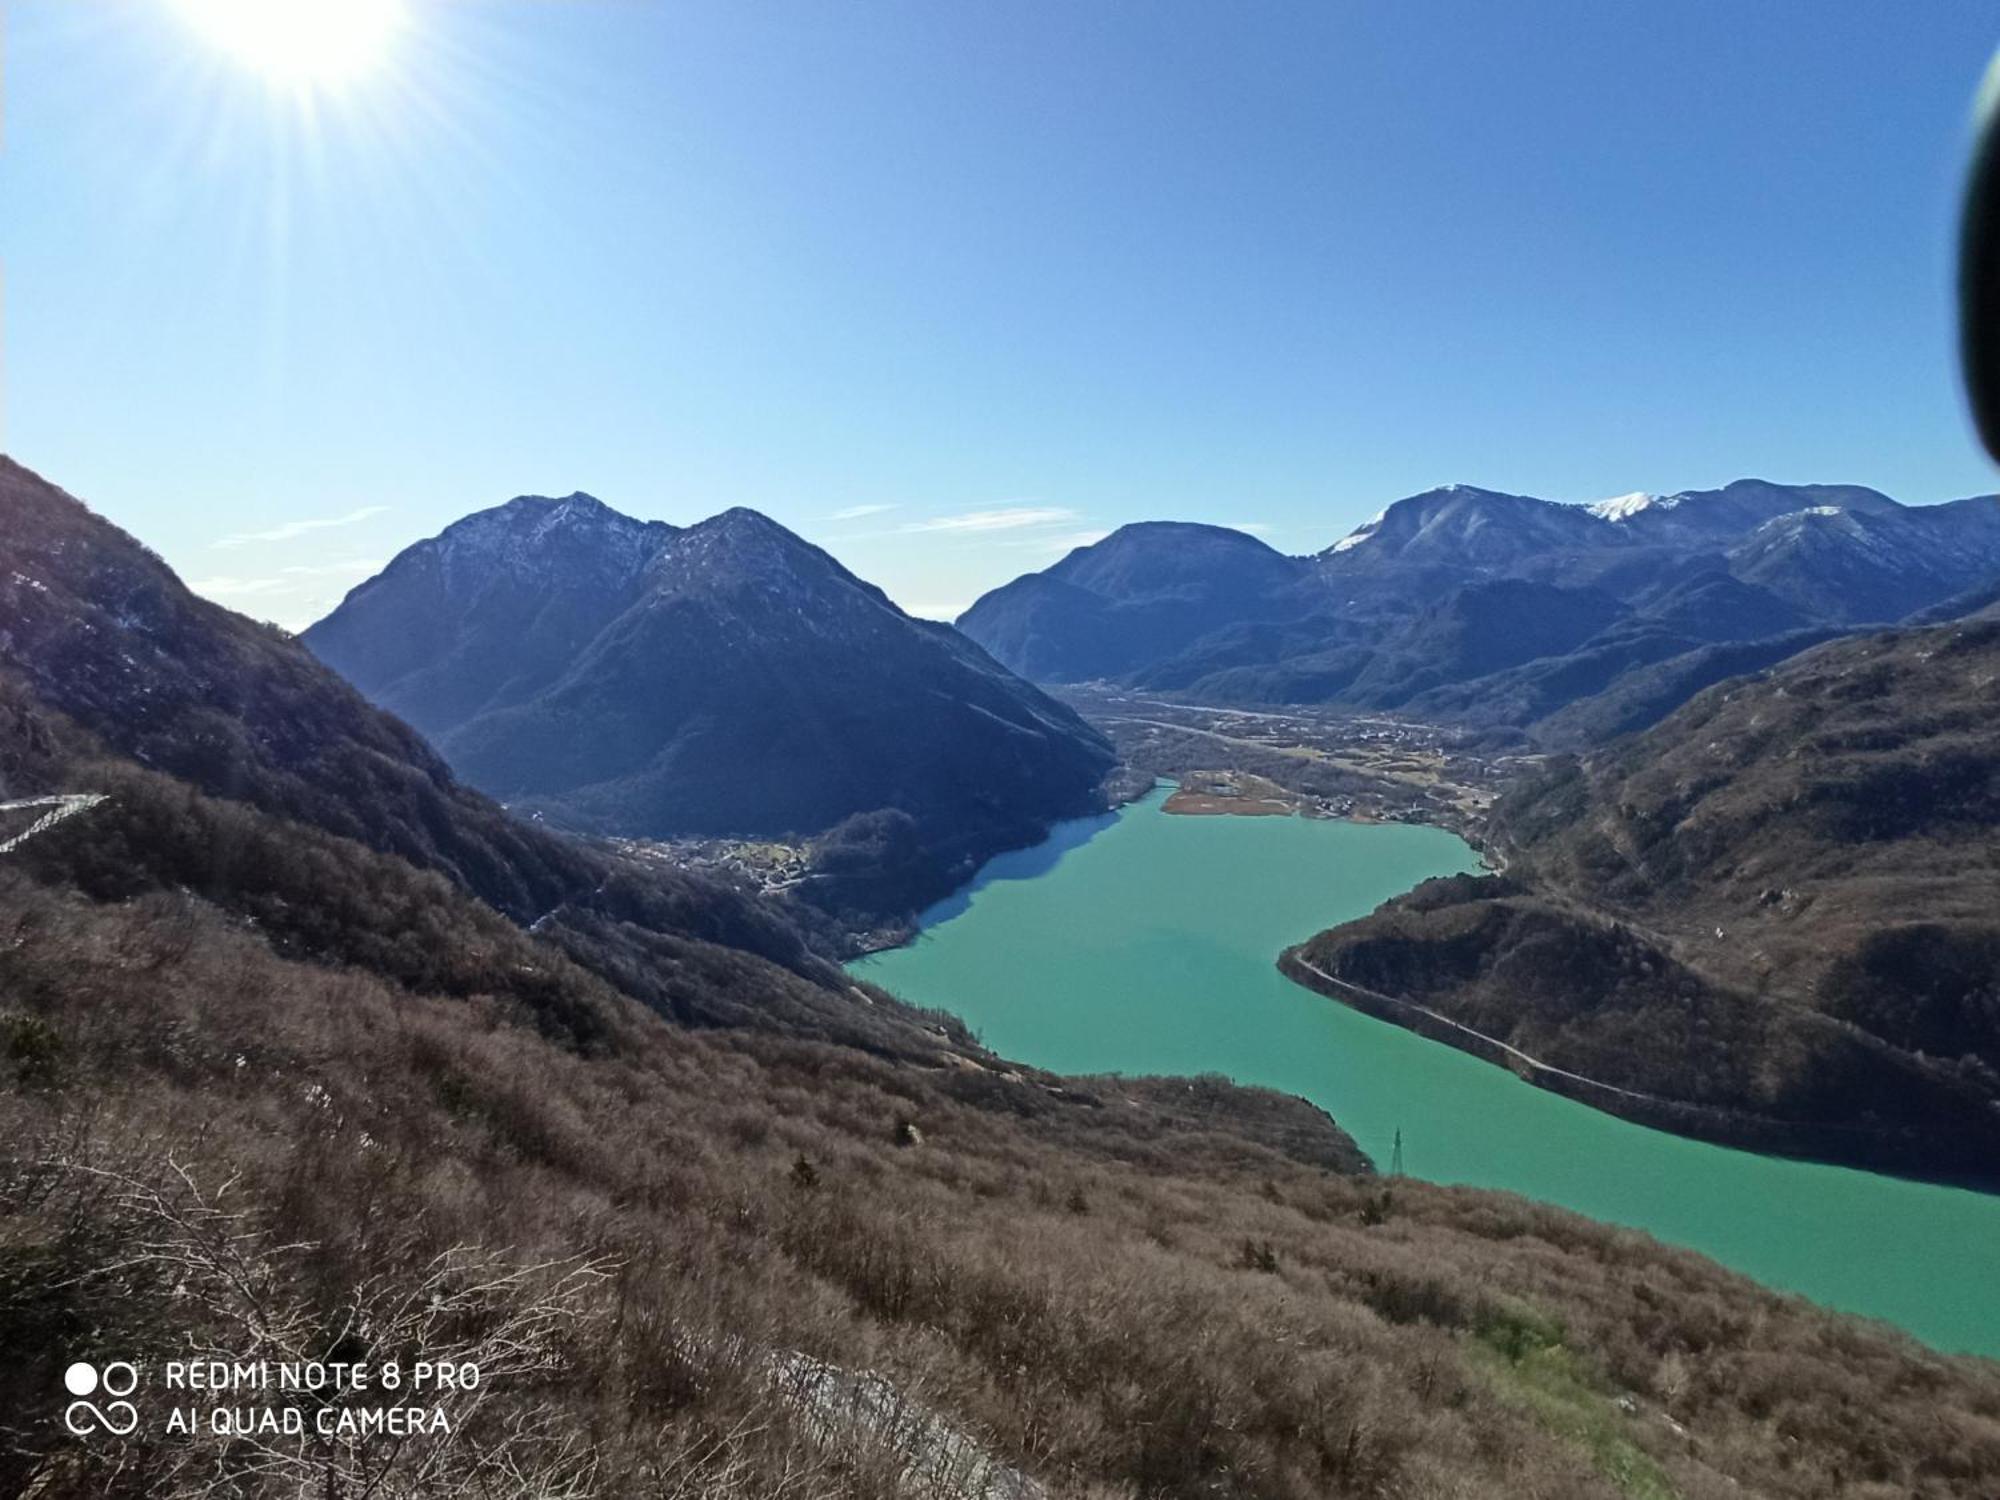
[{"left": 853, "top": 785, "right": 2000, "bottom": 1360}]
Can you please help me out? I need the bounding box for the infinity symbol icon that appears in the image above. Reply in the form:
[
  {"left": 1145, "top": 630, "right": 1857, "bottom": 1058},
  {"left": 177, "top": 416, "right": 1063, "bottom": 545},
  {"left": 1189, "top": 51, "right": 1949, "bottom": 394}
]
[{"left": 64, "top": 1399, "right": 139, "bottom": 1436}]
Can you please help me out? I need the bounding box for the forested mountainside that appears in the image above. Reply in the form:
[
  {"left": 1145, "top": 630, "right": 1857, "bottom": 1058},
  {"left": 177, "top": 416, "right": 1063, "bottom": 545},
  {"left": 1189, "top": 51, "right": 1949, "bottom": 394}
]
[
  {"left": 4, "top": 457, "right": 2000, "bottom": 1498},
  {"left": 1288, "top": 618, "right": 2000, "bottom": 1177},
  {"left": 304, "top": 493, "right": 1112, "bottom": 923},
  {"left": 958, "top": 480, "right": 2000, "bottom": 744}
]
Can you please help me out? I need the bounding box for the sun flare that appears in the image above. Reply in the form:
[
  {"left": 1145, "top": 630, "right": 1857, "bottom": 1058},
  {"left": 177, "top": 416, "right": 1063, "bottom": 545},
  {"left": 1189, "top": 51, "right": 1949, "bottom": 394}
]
[{"left": 170, "top": 0, "right": 408, "bottom": 87}]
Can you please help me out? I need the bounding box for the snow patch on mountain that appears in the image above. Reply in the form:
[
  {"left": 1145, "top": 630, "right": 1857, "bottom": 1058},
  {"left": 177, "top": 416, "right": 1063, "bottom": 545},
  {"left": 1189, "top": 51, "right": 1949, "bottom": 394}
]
[
  {"left": 425, "top": 493, "right": 673, "bottom": 599},
  {"left": 1330, "top": 509, "right": 1386, "bottom": 553},
  {"left": 1585, "top": 492, "right": 1668, "bottom": 522}
]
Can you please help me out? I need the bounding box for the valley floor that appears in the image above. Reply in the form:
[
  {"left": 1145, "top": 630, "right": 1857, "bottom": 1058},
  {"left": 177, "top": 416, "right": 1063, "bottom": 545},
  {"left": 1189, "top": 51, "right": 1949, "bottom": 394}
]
[{"left": 1060, "top": 686, "right": 1510, "bottom": 839}]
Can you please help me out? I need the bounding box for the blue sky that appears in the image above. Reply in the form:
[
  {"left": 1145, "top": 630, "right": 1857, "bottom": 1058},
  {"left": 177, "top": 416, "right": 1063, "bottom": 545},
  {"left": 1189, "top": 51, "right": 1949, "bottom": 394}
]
[{"left": 4, "top": 2, "right": 1997, "bottom": 626}]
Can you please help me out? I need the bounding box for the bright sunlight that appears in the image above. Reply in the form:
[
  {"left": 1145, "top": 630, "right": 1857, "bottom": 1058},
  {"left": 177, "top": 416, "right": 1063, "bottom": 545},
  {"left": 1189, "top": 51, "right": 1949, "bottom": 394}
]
[{"left": 169, "top": 0, "right": 408, "bottom": 87}]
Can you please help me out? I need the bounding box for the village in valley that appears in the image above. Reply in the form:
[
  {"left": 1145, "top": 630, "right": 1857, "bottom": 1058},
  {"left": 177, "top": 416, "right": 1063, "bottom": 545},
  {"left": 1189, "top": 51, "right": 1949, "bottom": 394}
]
[{"left": 1060, "top": 686, "right": 1517, "bottom": 840}]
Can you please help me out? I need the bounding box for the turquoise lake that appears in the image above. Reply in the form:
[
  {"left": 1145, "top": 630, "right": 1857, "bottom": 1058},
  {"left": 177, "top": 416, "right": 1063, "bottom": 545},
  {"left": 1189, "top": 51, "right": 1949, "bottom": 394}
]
[{"left": 854, "top": 785, "right": 2000, "bottom": 1360}]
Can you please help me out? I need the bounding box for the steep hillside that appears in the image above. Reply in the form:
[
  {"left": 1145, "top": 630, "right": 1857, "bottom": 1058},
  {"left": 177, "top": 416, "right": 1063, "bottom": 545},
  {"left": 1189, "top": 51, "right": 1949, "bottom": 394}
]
[
  {"left": 6, "top": 462, "right": 2000, "bottom": 1499},
  {"left": 0, "top": 460, "right": 587, "bottom": 923},
  {"left": 0, "top": 456, "right": 854, "bottom": 1011},
  {"left": 307, "top": 495, "right": 1113, "bottom": 919},
  {"left": 1287, "top": 619, "right": 2000, "bottom": 1175}
]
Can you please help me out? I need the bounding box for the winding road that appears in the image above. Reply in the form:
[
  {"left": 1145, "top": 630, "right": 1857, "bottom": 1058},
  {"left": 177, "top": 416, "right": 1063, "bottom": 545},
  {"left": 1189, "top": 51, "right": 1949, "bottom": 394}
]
[
  {"left": 1287, "top": 953, "right": 1668, "bottom": 1107},
  {"left": 0, "top": 794, "right": 108, "bottom": 857}
]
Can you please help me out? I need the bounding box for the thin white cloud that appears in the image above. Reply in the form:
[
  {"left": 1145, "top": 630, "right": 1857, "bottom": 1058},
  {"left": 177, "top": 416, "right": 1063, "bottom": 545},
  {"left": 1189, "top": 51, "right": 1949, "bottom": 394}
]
[
  {"left": 900, "top": 506, "right": 1079, "bottom": 535},
  {"left": 828, "top": 503, "right": 897, "bottom": 522},
  {"left": 1234, "top": 521, "right": 1275, "bottom": 535},
  {"left": 189, "top": 558, "right": 382, "bottom": 601},
  {"left": 189, "top": 576, "right": 292, "bottom": 598},
  {"left": 213, "top": 505, "right": 389, "bottom": 548}
]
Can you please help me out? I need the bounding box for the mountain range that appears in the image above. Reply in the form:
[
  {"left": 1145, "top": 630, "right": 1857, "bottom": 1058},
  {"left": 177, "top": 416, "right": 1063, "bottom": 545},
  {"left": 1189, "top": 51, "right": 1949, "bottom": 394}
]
[
  {"left": 303, "top": 492, "right": 1112, "bottom": 921},
  {"left": 959, "top": 480, "right": 2000, "bottom": 742}
]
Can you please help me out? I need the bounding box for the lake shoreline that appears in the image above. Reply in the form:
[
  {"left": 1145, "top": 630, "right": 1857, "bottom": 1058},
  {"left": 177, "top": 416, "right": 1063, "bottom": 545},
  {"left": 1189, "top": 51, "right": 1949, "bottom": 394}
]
[
  {"left": 855, "top": 788, "right": 2000, "bottom": 1358},
  {"left": 1277, "top": 947, "right": 1997, "bottom": 1193}
]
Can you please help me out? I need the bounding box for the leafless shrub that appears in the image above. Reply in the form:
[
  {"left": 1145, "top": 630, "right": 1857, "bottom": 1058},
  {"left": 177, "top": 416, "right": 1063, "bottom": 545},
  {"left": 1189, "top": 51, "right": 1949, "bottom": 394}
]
[{"left": 20, "top": 1151, "right": 609, "bottom": 1499}]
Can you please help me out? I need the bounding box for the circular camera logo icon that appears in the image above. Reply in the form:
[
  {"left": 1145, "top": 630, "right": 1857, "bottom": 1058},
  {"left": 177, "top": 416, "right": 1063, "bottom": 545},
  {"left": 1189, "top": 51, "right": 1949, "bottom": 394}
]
[{"left": 63, "top": 1360, "right": 139, "bottom": 1437}]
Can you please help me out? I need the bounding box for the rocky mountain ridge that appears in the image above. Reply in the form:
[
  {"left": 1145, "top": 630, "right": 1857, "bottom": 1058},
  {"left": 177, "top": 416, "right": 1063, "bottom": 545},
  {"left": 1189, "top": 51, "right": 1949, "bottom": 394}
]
[{"left": 959, "top": 480, "right": 2000, "bottom": 744}]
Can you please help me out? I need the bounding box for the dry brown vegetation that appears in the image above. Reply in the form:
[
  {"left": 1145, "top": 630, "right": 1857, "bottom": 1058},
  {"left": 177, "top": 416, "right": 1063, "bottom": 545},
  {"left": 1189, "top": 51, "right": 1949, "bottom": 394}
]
[
  {"left": 7, "top": 459, "right": 2000, "bottom": 1497},
  {"left": 1297, "top": 620, "right": 2000, "bottom": 1176},
  {"left": 8, "top": 793, "right": 2000, "bottom": 1498}
]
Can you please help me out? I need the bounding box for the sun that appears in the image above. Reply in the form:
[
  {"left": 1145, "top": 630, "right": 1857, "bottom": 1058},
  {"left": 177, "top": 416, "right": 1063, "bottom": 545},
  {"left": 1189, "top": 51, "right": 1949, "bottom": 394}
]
[{"left": 170, "top": 0, "right": 408, "bottom": 88}]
